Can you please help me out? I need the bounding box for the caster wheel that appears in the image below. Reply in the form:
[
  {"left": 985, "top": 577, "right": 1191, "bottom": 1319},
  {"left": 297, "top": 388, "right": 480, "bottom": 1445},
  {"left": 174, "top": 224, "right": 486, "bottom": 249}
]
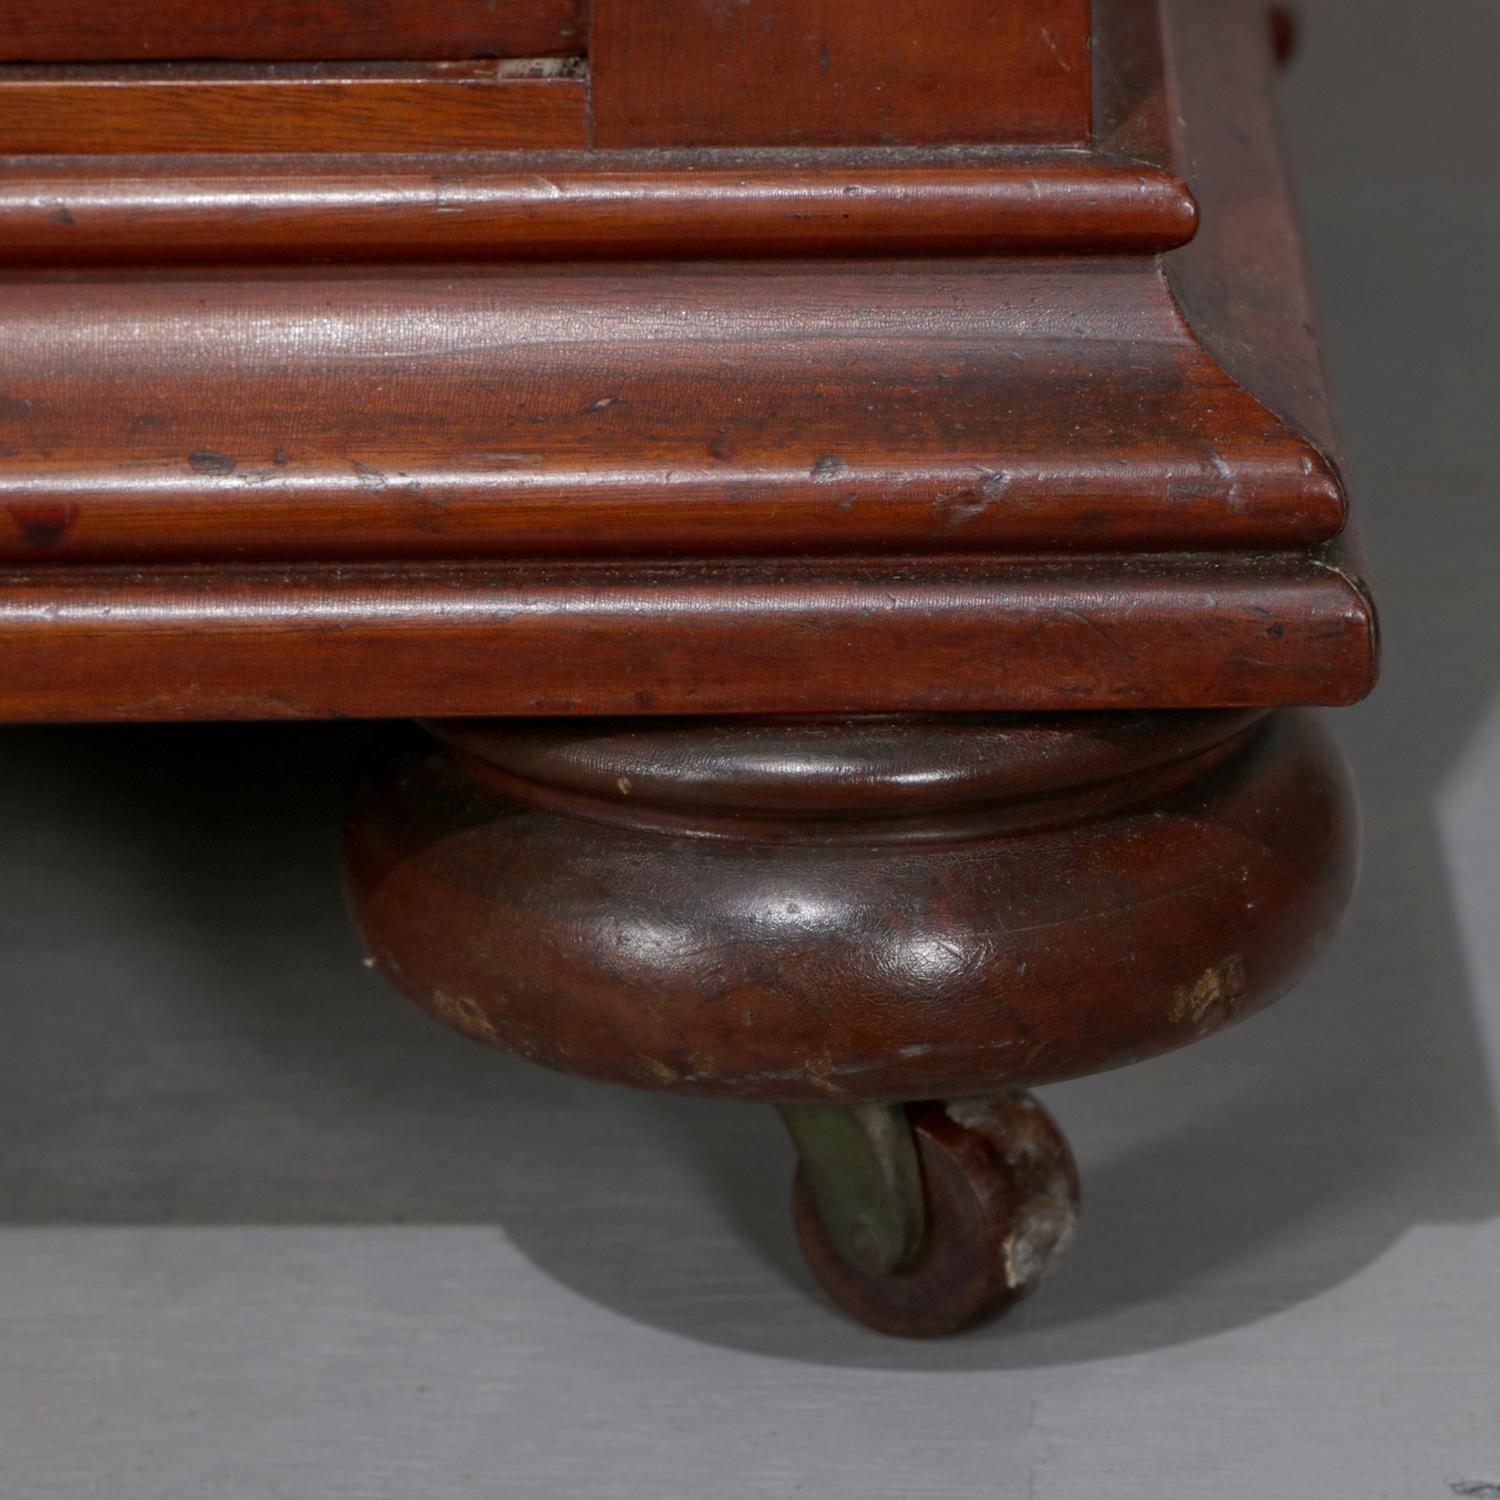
[{"left": 790, "top": 1093, "right": 1079, "bottom": 1338}]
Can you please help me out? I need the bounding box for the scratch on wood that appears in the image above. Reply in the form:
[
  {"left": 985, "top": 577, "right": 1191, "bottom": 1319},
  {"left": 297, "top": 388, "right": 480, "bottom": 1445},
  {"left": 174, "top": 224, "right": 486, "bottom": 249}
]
[{"left": 1040, "top": 26, "right": 1072, "bottom": 71}]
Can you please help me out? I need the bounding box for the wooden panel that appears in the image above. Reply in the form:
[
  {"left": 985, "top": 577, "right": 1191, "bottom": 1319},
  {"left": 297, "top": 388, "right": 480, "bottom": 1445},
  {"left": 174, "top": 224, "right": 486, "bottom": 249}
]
[
  {"left": 591, "top": 0, "right": 1091, "bottom": 148},
  {"left": 1155, "top": 0, "right": 1347, "bottom": 470},
  {"left": 0, "top": 0, "right": 588, "bottom": 62},
  {"left": 0, "top": 61, "right": 588, "bottom": 154},
  {"left": 0, "top": 153, "right": 1197, "bottom": 265},
  {"left": 0, "top": 556, "right": 1376, "bottom": 722},
  {"left": 0, "top": 262, "right": 1342, "bottom": 564}
]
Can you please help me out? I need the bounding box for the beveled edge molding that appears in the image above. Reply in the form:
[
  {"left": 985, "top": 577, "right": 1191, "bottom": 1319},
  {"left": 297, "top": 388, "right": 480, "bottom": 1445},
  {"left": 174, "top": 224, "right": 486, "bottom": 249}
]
[
  {"left": 0, "top": 550, "right": 1376, "bottom": 722},
  {"left": 0, "top": 149, "right": 1197, "bottom": 264}
]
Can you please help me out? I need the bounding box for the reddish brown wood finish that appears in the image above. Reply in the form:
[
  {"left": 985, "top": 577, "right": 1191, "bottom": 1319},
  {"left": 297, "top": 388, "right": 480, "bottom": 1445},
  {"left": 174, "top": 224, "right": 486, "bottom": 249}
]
[
  {"left": 1160, "top": 0, "right": 1346, "bottom": 479},
  {"left": 0, "top": 259, "right": 1338, "bottom": 564},
  {"left": 344, "top": 710, "right": 1357, "bottom": 1103},
  {"left": 0, "top": 61, "right": 588, "bottom": 154},
  {"left": 0, "top": 0, "right": 589, "bottom": 62},
  {"left": 0, "top": 152, "right": 1197, "bottom": 265},
  {"left": 0, "top": 0, "right": 1378, "bottom": 725},
  {"left": 590, "top": 0, "right": 1091, "bottom": 148},
  {"left": 0, "top": 558, "right": 1374, "bottom": 722}
]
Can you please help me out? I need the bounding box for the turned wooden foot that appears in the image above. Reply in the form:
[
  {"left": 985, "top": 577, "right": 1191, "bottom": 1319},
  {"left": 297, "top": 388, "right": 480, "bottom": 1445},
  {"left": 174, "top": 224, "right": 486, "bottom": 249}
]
[{"left": 343, "top": 710, "right": 1356, "bottom": 1336}]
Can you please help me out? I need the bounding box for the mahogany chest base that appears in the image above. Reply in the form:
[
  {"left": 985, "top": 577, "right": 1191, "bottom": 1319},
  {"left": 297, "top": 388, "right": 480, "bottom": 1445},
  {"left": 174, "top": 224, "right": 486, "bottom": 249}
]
[{"left": 345, "top": 708, "right": 1355, "bottom": 1335}]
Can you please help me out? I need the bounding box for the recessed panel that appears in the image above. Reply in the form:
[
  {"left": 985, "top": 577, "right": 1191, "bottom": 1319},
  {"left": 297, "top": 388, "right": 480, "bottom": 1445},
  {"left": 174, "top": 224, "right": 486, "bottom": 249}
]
[{"left": 592, "top": 0, "right": 1091, "bottom": 148}]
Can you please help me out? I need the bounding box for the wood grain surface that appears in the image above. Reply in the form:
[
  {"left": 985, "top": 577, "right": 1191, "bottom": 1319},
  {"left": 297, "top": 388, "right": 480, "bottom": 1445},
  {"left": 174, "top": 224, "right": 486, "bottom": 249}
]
[
  {"left": 591, "top": 0, "right": 1091, "bottom": 147},
  {"left": 0, "top": 61, "right": 588, "bottom": 154},
  {"left": 0, "top": 0, "right": 588, "bottom": 61}
]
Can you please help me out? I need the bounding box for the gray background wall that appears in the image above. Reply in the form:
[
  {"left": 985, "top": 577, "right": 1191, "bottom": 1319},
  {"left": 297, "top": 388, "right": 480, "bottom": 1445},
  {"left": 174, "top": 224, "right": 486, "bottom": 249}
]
[{"left": 1, "top": 2, "right": 1497, "bottom": 1493}]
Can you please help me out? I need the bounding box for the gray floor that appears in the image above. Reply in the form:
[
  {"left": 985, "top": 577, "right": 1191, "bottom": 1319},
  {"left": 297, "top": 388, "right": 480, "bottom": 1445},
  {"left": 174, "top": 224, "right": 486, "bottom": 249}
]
[{"left": 2, "top": 5, "right": 1498, "bottom": 1495}]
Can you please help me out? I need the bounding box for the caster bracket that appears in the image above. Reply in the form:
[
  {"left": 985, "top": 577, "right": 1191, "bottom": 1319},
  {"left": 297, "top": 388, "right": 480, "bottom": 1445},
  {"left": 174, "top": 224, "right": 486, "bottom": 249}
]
[{"left": 777, "top": 1101, "right": 925, "bottom": 1276}]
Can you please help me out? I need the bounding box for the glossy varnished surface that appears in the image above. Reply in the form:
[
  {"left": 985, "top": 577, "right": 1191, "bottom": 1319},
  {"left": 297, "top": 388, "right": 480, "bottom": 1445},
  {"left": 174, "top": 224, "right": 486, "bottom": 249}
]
[
  {"left": 346, "top": 711, "right": 1357, "bottom": 1102},
  {"left": 0, "top": 151, "right": 1197, "bottom": 265},
  {"left": 0, "top": 260, "right": 1340, "bottom": 563},
  {"left": 0, "top": 558, "right": 1374, "bottom": 721},
  {"left": 432, "top": 710, "right": 1268, "bottom": 819},
  {"left": 0, "top": 0, "right": 1378, "bottom": 722}
]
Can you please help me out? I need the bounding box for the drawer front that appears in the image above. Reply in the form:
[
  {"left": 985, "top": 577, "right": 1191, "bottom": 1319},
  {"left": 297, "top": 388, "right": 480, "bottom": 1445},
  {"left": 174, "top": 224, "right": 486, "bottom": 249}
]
[
  {"left": 0, "top": 0, "right": 1094, "bottom": 153},
  {"left": 0, "top": 1, "right": 587, "bottom": 61}
]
